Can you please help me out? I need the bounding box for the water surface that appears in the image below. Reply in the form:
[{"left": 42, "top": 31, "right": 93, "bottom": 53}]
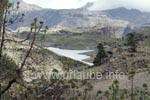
[{"left": 47, "top": 47, "right": 94, "bottom": 66}]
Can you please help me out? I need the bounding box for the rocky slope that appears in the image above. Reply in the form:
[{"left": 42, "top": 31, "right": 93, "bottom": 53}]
[
  {"left": 4, "top": 35, "right": 87, "bottom": 82},
  {"left": 103, "top": 7, "right": 150, "bottom": 26},
  {"left": 2, "top": 26, "right": 150, "bottom": 100}
]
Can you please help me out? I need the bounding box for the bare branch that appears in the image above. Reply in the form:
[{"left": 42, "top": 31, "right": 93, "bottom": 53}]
[
  {"left": 0, "top": 4, "right": 8, "bottom": 57},
  {"left": 0, "top": 78, "right": 17, "bottom": 96}
]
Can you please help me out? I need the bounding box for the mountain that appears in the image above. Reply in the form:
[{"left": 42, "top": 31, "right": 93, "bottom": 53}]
[
  {"left": 12, "top": 9, "right": 129, "bottom": 38},
  {"left": 11, "top": 0, "right": 42, "bottom": 12},
  {"left": 80, "top": 2, "right": 94, "bottom": 10},
  {"left": 11, "top": 9, "right": 128, "bottom": 27},
  {"left": 12, "top": 8, "right": 128, "bottom": 28},
  {"left": 141, "top": 23, "right": 150, "bottom": 28},
  {"left": 9, "top": 1, "right": 130, "bottom": 38},
  {"left": 103, "top": 7, "right": 150, "bottom": 26}
]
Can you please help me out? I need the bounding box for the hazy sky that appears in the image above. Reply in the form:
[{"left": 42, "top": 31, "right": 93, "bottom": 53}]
[{"left": 23, "top": 0, "right": 150, "bottom": 12}]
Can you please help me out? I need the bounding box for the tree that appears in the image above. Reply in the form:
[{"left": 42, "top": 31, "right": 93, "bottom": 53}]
[
  {"left": 93, "top": 43, "right": 107, "bottom": 66},
  {"left": 0, "top": 0, "right": 8, "bottom": 35},
  {"left": 0, "top": 1, "right": 88, "bottom": 100},
  {"left": 142, "top": 83, "right": 148, "bottom": 100},
  {"left": 120, "top": 89, "right": 127, "bottom": 100},
  {"left": 129, "top": 69, "right": 136, "bottom": 100},
  {"left": 126, "top": 32, "right": 139, "bottom": 52},
  {"left": 0, "top": 0, "right": 24, "bottom": 57},
  {"left": 110, "top": 79, "right": 120, "bottom": 100},
  {"left": 0, "top": 1, "right": 45, "bottom": 98}
]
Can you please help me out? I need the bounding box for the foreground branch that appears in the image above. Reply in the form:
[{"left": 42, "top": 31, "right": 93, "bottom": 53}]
[{"left": 0, "top": 78, "right": 16, "bottom": 97}]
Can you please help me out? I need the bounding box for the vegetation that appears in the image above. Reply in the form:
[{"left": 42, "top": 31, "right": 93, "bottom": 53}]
[
  {"left": 0, "top": 0, "right": 149, "bottom": 100},
  {"left": 93, "top": 43, "right": 107, "bottom": 66},
  {"left": 0, "top": 54, "right": 18, "bottom": 81},
  {"left": 95, "top": 80, "right": 150, "bottom": 100},
  {"left": 126, "top": 32, "right": 139, "bottom": 52},
  {"left": 17, "top": 33, "right": 125, "bottom": 50},
  {"left": 0, "top": 0, "right": 46, "bottom": 98}
]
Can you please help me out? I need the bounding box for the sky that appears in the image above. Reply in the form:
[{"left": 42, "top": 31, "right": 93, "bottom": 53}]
[{"left": 23, "top": 0, "right": 150, "bottom": 12}]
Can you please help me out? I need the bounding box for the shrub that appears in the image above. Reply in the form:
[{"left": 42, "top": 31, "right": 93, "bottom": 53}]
[{"left": 0, "top": 54, "right": 17, "bottom": 81}]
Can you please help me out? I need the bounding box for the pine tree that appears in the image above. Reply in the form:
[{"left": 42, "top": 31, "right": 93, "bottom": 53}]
[
  {"left": 126, "top": 32, "right": 139, "bottom": 52},
  {"left": 93, "top": 43, "right": 107, "bottom": 66},
  {"left": 129, "top": 69, "right": 136, "bottom": 100}
]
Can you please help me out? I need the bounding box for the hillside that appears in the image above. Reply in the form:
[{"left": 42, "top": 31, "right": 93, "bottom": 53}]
[
  {"left": 1, "top": 1, "right": 150, "bottom": 100},
  {"left": 104, "top": 7, "right": 150, "bottom": 26},
  {"left": 3, "top": 35, "right": 87, "bottom": 81},
  {"left": 1, "top": 27, "right": 150, "bottom": 99}
]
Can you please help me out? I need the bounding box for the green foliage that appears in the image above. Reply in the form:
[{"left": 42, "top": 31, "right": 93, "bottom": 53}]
[
  {"left": 7, "top": 2, "right": 13, "bottom": 9},
  {"left": 19, "top": 33, "right": 124, "bottom": 50},
  {"left": 95, "top": 79, "right": 150, "bottom": 100},
  {"left": 0, "top": 54, "right": 16, "bottom": 67},
  {"left": 129, "top": 69, "right": 136, "bottom": 79},
  {"left": 143, "top": 83, "right": 148, "bottom": 90},
  {"left": 126, "top": 32, "right": 139, "bottom": 46},
  {"left": 93, "top": 43, "right": 107, "bottom": 66},
  {"left": 0, "top": 55, "right": 18, "bottom": 99},
  {"left": 0, "top": 54, "right": 17, "bottom": 81},
  {"left": 126, "top": 32, "right": 139, "bottom": 52}
]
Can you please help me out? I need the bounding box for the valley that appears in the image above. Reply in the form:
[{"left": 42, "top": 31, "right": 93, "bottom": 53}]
[{"left": 0, "top": 0, "right": 150, "bottom": 100}]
